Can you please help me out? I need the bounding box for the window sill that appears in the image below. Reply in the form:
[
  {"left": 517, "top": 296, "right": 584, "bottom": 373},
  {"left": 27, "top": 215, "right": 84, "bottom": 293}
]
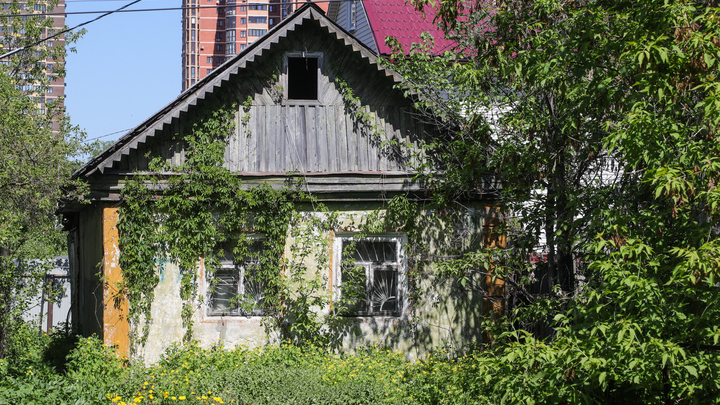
[{"left": 281, "top": 99, "right": 323, "bottom": 106}]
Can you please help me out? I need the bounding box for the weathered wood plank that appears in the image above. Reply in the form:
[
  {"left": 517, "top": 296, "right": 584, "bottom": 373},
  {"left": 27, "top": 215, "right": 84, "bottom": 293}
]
[
  {"left": 128, "top": 147, "right": 138, "bottom": 172},
  {"left": 400, "top": 106, "right": 407, "bottom": 170},
  {"left": 317, "top": 106, "right": 328, "bottom": 173},
  {"left": 232, "top": 108, "right": 241, "bottom": 172},
  {"left": 260, "top": 105, "right": 269, "bottom": 171},
  {"left": 336, "top": 104, "right": 348, "bottom": 171},
  {"left": 275, "top": 105, "right": 285, "bottom": 172},
  {"left": 139, "top": 141, "right": 148, "bottom": 170},
  {"left": 367, "top": 107, "right": 379, "bottom": 171},
  {"left": 346, "top": 107, "right": 357, "bottom": 171},
  {"left": 248, "top": 106, "right": 258, "bottom": 172},
  {"left": 379, "top": 106, "right": 389, "bottom": 172},
  {"left": 326, "top": 105, "right": 337, "bottom": 172},
  {"left": 357, "top": 106, "right": 369, "bottom": 171},
  {"left": 306, "top": 106, "right": 316, "bottom": 172},
  {"left": 390, "top": 106, "right": 404, "bottom": 171},
  {"left": 224, "top": 115, "right": 233, "bottom": 171},
  {"left": 297, "top": 105, "right": 307, "bottom": 170},
  {"left": 241, "top": 109, "right": 248, "bottom": 172},
  {"left": 284, "top": 105, "right": 293, "bottom": 170}
]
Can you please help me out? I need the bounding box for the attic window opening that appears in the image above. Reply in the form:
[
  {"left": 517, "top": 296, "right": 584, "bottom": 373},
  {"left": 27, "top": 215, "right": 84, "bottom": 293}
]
[{"left": 287, "top": 57, "right": 318, "bottom": 100}]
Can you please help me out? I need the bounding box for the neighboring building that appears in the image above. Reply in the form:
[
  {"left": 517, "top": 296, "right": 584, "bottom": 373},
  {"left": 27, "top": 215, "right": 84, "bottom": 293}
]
[
  {"left": 0, "top": 0, "right": 66, "bottom": 112},
  {"left": 22, "top": 256, "right": 72, "bottom": 333},
  {"left": 65, "top": 4, "right": 502, "bottom": 362},
  {"left": 181, "top": 0, "right": 329, "bottom": 90},
  {"left": 327, "top": 0, "right": 454, "bottom": 55}
]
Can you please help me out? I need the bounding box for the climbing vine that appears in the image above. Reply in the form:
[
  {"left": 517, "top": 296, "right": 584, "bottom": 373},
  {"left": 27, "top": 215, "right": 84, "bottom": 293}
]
[
  {"left": 115, "top": 82, "right": 495, "bottom": 356},
  {"left": 117, "top": 95, "right": 315, "bottom": 347}
]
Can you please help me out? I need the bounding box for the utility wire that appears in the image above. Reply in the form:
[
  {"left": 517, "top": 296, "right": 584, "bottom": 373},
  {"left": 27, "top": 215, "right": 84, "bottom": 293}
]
[
  {"left": 0, "top": 0, "right": 143, "bottom": 60},
  {"left": 0, "top": 0, "right": 348, "bottom": 18},
  {"left": 83, "top": 128, "right": 133, "bottom": 142}
]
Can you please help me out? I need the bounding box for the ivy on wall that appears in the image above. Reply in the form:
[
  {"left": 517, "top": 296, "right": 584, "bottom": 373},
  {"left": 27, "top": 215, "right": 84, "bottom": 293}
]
[
  {"left": 114, "top": 82, "right": 495, "bottom": 355},
  {"left": 117, "top": 95, "right": 312, "bottom": 347}
]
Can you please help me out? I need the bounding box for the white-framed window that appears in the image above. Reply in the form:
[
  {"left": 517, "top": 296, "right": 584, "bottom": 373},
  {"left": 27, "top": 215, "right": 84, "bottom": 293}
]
[
  {"left": 207, "top": 239, "right": 267, "bottom": 316},
  {"left": 332, "top": 234, "right": 407, "bottom": 317}
]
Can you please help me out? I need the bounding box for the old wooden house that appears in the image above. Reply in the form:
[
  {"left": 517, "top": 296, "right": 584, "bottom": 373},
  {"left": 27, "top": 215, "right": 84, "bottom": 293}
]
[{"left": 63, "top": 4, "right": 503, "bottom": 361}]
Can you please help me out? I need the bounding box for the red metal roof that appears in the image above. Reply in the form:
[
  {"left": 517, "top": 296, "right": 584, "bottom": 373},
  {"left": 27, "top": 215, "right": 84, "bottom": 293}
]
[{"left": 363, "top": 0, "right": 455, "bottom": 55}]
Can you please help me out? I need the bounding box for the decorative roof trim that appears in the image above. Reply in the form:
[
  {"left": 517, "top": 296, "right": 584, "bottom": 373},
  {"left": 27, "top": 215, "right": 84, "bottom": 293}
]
[{"left": 73, "top": 3, "right": 403, "bottom": 179}]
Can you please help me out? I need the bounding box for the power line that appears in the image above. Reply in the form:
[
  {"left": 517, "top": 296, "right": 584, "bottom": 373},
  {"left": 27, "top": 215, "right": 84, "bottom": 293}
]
[
  {"left": 83, "top": 128, "right": 134, "bottom": 142},
  {"left": 0, "top": 0, "right": 144, "bottom": 60},
  {"left": 0, "top": 0, "right": 345, "bottom": 18}
]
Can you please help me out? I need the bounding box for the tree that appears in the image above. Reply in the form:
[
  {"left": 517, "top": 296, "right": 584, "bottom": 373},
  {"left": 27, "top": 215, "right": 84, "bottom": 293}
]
[
  {"left": 393, "top": 0, "right": 720, "bottom": 401},
  {"left": 0, "top": 0, "right": 85, "bottom": 359}
]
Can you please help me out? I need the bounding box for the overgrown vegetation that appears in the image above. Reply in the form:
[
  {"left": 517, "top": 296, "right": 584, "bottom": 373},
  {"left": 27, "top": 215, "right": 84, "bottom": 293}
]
[
  {"left": 0, "top": 329, "right": 500, "bottom": 405},
  {"left": 116, "top": 93, "right": 427, "bottom": 350},
  {"left": 3, "top": 0, "right": 720, "bottom": 403},
  {"left": 0, "top": 0, "right": 89, "bottom": 359},
  {"left": 383, "top": 0, "right": 720, "bottom": 402}
]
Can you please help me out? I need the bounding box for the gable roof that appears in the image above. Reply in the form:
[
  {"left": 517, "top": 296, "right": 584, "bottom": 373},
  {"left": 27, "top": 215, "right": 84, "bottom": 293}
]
[
  {"left": 74, "top": 3, "right": 403, "bottom": 179},
  {"left": 363, "top": 0, "right": 454, "bottom": 55}
]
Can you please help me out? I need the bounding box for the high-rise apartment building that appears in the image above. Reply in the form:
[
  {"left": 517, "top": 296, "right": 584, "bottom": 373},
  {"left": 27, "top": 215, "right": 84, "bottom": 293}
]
[
  {"left": 0, "top": 0, "right": 66, "bottom": 109},
  {"left": 181, "top": 0, "right": 287, "bottom": 91},
  {"left": 182, "top": 0, "right": 331, "bottom": 91}
]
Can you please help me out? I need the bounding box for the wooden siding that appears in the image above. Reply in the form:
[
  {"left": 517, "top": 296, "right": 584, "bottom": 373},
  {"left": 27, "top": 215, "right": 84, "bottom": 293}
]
[
  {"left": 335, "top": 0, "right": 376, "bottom": 53},
  {"left": 110, "top": 18, "right": 428, "bottom": 176},
  {"left": 225, "top": 104, "right": 423, "bottom": 173}
]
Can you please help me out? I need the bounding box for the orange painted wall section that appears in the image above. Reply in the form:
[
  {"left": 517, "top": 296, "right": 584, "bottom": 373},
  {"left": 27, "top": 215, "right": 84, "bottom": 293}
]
[{"left": 102, "top": 206, "right": 130, "bottom": 357}]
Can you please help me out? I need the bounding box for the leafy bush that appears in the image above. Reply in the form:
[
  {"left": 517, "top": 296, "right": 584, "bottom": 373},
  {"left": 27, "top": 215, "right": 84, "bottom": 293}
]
[{"left": 7, "top": 329, "right": 716, "bottom": 404}]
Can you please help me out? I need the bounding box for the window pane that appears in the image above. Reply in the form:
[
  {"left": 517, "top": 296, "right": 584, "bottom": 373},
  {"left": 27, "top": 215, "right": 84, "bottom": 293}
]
[
  {"left": 240, "top": 268, "right": 266, "bottom": 315},
  {"left": 211, "top": 269, "right": 238, "bottom": 313},
  {"left": 370, "top": 266, "right": 398, "bottom": 313},
  {"left": 237, "top": 240, "right": 266, "bottom": 315},
  {"left": 346, "top": 241, "right": 396, "bottom": 263},
  {"left": 340, "top": 262, "right": 367, "bottom": 313}
]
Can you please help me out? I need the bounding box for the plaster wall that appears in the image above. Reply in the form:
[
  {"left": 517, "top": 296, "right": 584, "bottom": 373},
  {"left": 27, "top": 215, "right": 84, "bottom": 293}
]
[{"left": 129, "top": 202, "right": 502, "bottom": 363}]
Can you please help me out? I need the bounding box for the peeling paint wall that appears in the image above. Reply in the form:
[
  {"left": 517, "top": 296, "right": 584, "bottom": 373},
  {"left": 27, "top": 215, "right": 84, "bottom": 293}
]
[
  {"left": 120, "top": 202, "right": 504, "bottom": 363},
  {"left": 102, "top": 207, "right": 130, "bottom": 357}
]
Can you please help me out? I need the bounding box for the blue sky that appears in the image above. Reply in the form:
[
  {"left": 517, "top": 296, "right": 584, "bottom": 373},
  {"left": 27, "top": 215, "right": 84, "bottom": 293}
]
[{"left": 65, "top": 0, "right": 182, "bottom": 144}]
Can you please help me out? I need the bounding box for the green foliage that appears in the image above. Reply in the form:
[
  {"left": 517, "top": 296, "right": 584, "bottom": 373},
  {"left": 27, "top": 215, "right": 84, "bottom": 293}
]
[
  {"left": 0, "top": 0, "right": 87, "bottom": 359},
  {"left": 117, "top": 94, "right": 345, "bottom": 347},
  {"left": 386, "top": 0, "right": 720, "bottom": 402}
]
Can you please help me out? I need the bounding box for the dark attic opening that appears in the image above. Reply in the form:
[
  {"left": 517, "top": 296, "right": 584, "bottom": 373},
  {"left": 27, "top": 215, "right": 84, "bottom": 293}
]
[{"left": 287, "top": 57, "right": 318, "bottom": 100}]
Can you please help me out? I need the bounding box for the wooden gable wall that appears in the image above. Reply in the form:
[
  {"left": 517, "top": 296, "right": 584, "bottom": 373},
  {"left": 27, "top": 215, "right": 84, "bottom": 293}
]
[{"left": 107, "top": 18, "right": 429, "bottom": 176}]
